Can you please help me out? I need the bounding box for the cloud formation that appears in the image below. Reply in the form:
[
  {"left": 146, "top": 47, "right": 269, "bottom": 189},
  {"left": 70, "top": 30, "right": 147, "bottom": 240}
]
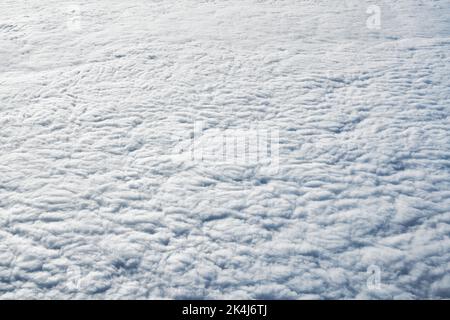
[{"left": 0, "top": 0, "right": 449, "bottom": 299}]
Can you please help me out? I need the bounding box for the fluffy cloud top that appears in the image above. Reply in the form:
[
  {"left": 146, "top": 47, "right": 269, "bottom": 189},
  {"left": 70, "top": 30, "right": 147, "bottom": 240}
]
[{"left": 0, "top": 0, "right": 449, "bottom": 299}]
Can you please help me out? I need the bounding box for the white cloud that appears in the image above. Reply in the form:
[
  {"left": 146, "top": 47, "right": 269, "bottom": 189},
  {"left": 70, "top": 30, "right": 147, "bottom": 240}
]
[{"left": 0, "top": 0, "right": 449, "bottom": 299}]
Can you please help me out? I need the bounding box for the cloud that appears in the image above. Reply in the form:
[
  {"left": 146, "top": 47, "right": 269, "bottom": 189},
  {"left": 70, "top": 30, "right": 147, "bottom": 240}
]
[{"left": 0, "top": 0, "right": 449, "bottom": 299}]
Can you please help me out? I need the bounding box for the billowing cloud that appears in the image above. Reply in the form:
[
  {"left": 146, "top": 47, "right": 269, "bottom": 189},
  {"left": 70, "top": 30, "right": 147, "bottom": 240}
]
[{"left": 0, "top": 0, "right": 449, "bottom": 299}]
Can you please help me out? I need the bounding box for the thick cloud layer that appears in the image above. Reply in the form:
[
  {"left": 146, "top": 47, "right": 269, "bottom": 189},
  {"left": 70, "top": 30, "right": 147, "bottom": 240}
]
[{"left": 0, "top": 0, "right": 449, "bottom": 299}]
